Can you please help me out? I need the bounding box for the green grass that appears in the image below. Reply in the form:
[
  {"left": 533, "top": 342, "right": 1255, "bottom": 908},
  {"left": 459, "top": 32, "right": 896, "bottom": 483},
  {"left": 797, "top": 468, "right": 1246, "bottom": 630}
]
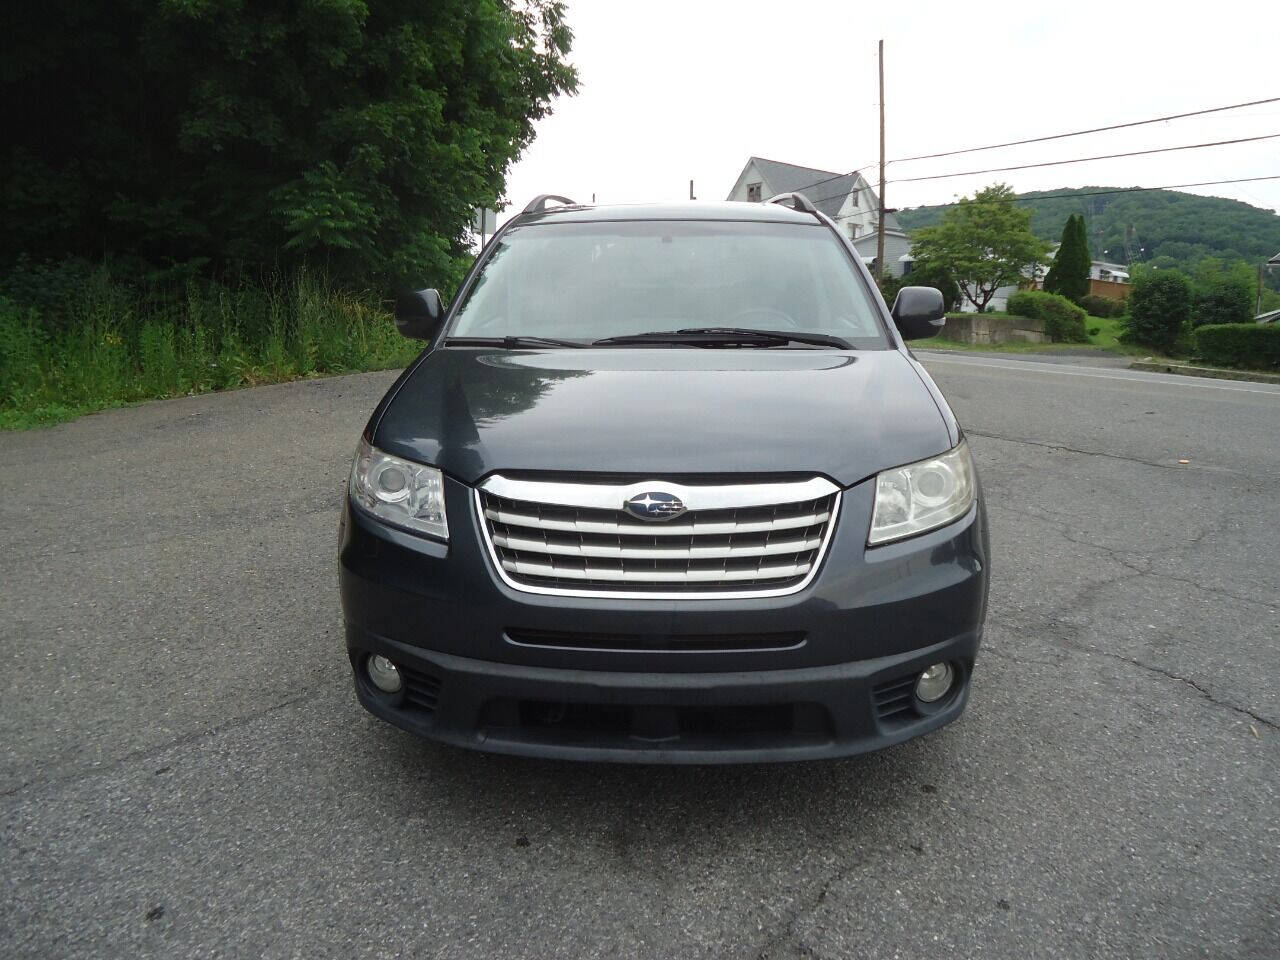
[
  {"left": 0, "top": 269, "right": 421, "bottom": 429},
  {"left": 1082, "top": 313, "right": 1131, "bottom": 351}
]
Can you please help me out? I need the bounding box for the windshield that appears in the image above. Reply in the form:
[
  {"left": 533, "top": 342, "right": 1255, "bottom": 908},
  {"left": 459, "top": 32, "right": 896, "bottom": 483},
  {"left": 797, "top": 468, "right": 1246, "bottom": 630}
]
[{"left": 447, "top": 220, "right": 890, "bottom": 347}]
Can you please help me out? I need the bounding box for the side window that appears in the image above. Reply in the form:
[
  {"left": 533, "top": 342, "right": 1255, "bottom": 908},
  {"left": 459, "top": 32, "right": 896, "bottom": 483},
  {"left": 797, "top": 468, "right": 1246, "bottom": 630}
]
[{"left": 746, "top": 182, "right": 762, "bottom": 202}]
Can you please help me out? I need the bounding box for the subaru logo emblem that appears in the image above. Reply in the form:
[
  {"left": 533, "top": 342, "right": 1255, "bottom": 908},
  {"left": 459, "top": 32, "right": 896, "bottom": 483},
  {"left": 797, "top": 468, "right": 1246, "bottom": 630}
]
[{"left": 623, "top": 491, "right": 687, "bottom": 521}]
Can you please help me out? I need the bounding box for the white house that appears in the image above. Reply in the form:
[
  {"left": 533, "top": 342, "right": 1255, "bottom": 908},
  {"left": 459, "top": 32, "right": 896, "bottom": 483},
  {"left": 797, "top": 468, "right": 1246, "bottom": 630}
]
[
  {"left": 725, "top": 157, "right": 914, "bottom": 278},
  {"left": 954, "top": 248, "right": 1134, "bottom": 314},
  {"left": 1043, "top": 245, "right": 1131, "bottom": 284},
  {"left": 1090, "top": 261, "right": 1130, "bottom": 283}
]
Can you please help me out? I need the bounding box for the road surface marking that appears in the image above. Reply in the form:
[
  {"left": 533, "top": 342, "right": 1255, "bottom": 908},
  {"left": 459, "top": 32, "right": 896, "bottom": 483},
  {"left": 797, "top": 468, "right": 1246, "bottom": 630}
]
[{"left": 917, "top": 353, "right": 1280, "bottom": 397}]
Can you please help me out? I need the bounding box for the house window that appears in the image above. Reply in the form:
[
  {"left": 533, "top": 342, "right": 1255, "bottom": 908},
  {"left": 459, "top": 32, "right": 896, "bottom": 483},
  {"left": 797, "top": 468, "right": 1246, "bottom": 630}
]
[
  {"left": 848, "top": 224, "right": 859, "bottom": 239},
  {"left": 747, "top": 182, "right": 762, "bottom": 202},
  {"left": 902, "top": 260, "right": 913, "bottom": 276}
]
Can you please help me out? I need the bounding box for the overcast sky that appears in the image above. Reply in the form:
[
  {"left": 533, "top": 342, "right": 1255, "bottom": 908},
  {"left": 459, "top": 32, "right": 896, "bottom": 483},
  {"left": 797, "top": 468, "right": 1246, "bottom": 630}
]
[{"left": 500, "top": 0, "right": 1279, "bottom": 228}]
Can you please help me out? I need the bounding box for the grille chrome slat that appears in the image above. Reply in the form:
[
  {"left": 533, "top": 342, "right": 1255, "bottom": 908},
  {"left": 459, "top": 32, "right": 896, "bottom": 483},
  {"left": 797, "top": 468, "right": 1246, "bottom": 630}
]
[
  {"left": 492, "top": 532, "right": 823, "bottom": 560},
  {"left": 476, "top": 476, "right": 841, "bottom": 598},
  {"left": 483, "top": 507, "right": 831, "bottom": 537},
  {"left": 481, "top": 474, "right": 838, "bottom": 511},
  {"left": 501, "top": 558, "right": 814, "bottom": 583}
]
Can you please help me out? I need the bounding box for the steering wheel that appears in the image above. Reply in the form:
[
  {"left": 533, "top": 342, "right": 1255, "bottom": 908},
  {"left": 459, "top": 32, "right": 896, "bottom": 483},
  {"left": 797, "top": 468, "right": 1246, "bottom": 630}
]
[{"left": 728, "top": 306, "right": 799, "bottom": 329}]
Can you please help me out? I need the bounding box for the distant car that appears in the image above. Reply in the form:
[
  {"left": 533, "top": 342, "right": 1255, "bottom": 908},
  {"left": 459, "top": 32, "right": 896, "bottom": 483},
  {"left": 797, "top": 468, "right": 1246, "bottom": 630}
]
[
  {"left": 1256, "top": 309, "right": 1280, "bottom": 324},
  {"left": 338, "top": 193, "right": 990, "bottom": 763}
]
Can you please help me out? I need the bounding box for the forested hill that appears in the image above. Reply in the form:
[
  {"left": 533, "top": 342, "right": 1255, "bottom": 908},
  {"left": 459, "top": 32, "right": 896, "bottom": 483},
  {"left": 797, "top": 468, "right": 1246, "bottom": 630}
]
[{"left": 896, "top": 187, "right": 1280, "bottom": 275}]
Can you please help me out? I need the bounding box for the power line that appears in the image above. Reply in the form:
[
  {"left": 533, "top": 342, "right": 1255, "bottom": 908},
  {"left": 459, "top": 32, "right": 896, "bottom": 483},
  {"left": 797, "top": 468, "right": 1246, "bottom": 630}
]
[
  {"left": 812, "top": 151, "right": 1280, "bottom": 217},
  {"left": 767, "top": 96, "right": 1280, "bottom": 210},
  {"left": 887, "top": 133, "right": 1280, "bottom": 185},
  {"left": 830, "top": 174, "right": 1280, "bottom": 220},
  {"left": 891, "top": 96, "right": 1280, "bottom": 165}
]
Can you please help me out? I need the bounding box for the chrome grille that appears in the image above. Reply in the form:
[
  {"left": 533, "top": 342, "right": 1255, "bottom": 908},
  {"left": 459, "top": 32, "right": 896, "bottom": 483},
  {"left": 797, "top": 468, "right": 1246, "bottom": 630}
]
[{"left": 475, "top": 476, "right": 841, "bottom": 598}]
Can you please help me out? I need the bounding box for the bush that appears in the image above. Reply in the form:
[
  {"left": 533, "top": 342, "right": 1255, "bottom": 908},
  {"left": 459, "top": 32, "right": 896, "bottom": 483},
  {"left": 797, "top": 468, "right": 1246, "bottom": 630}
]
[
  {"left": 880, "top": 262, "right": 961, "bottom": 313},
  {"left": 904, "top": 261, "right": 962, "bottom": 312},
  {"left": 1122, "top": 271, "right": 1192, "bottom": 353},
  {"left": 1006, "top": 289, "right": 1088, "bottom": 342},
  {"left": 877, "top": 274, "right": 905, "bottom": 306},
  {"left": 1079, "top": 294, "right": 1125, "bottom": 318},
  {"left": 1192, "top": 275, "right": 1254, "bottom": 327},
  {"left": 1193, "top": 324, "right": 1280, "bottom": 369}
]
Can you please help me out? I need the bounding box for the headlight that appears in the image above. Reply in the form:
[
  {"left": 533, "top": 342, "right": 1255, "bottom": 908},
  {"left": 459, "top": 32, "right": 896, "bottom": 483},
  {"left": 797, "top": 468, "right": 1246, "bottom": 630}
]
[
  {"left": 868, "top": 440, "right": 975, "bottom": 545},
  {"left": 348, "top": 437, "right": 449, "bottom": 541}
]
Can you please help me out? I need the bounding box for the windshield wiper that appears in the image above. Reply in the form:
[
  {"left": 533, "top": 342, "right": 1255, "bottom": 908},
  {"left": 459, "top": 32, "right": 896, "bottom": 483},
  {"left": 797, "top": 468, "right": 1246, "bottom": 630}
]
[
  {"left": 444, "top": 335, "right": 584, "bottom": 349},
  {"left": 591, "top": 327, "right": 853, "bottom": 349}
]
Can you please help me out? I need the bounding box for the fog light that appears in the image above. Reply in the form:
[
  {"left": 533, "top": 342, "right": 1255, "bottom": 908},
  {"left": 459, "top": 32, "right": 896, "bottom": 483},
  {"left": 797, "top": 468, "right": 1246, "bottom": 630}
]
[
  {"left": 366, "top": 654, "right": 403, "bottom": 694},
  {"left": 915, "top": 662, "right": 954, "bottom": 703}
]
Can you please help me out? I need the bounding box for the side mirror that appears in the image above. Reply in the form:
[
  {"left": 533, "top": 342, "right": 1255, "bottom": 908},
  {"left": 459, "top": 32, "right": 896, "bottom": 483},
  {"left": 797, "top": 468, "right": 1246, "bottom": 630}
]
[
  {"left": 891, "top": 286, "right": 946, "bottom": 340},
  {"left": 393, "top": 288, "right": 444, "bottom": 341}
]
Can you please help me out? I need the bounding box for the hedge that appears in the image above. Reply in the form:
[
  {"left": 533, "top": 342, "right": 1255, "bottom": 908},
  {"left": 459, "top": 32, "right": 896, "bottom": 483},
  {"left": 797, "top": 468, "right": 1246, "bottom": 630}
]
[
  {"left": 1193, "top": 324, "right": 1280, "bottom": 369},
  {"left": 1006, "top": 290, "right": 1088, "bottom": 342},
  {"left": 1122, "top": 271, "right": 1192, "bottom": 353},
  {"left": 1078, "top": 294, "right": 1125, "bottom": 318},
  {"left": 1192, "top": 275, "right": 1254, "bottom": 327}
]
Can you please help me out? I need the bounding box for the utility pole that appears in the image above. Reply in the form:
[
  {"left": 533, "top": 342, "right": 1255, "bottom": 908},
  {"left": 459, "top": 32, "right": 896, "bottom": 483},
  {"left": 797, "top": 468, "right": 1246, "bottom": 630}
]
[{"left": 876, "top": 39, "right": 886, "bottom": 284}]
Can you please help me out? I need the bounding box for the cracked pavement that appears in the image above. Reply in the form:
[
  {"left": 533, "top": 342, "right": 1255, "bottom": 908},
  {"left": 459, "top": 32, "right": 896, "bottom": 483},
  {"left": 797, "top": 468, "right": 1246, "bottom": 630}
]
[{"left": 2, "top": 355, "right": 1278, "bottom": 959}]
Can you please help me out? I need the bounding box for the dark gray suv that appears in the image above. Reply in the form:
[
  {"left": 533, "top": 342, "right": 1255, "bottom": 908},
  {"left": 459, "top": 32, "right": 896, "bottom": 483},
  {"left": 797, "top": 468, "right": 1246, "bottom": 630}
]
[{"left": 339, "top": 194, "right": 989, "bottom": 763}]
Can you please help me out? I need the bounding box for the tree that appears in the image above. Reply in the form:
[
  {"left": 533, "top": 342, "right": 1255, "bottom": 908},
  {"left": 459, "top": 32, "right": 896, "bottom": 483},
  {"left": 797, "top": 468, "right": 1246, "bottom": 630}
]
[
  {"left": 1044, "top": 214, "right": 1091, "bottom": 302},
  {"left": 907, "top": 184, "right": 1048, "bottom": 313},
  {"left": 1043, "top": 215, "right": 1070, "bottom": 295},
  {"left": 897, "top": 187, "right": 1280, "bottom": 298},
  {"left": 1123, "top": 270, "right": 1192, "bottom": 352},
  {"left": 0, "top": 1, "right": 578, "bottom": 288}
]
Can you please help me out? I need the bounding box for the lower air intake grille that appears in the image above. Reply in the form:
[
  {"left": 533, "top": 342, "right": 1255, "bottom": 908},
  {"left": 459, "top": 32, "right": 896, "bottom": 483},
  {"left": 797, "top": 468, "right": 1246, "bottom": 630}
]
[
  {"left": 401, "top": 665, "right": 441, "bottom": 714},
  {"left": 872, "top": 674, "right": 919, "bottom": 726},
  {"left": 506, "top": 628, "right": 806, "bottom": 652},
  {"left": 476, "top": 476, "right": 840, "bottom": 597}
]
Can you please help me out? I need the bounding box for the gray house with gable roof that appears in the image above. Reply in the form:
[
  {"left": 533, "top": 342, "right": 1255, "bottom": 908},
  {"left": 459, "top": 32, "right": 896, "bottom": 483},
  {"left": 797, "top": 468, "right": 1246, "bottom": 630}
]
[{"left": 725, "top": 157, "right": 914, "bottom": 278}]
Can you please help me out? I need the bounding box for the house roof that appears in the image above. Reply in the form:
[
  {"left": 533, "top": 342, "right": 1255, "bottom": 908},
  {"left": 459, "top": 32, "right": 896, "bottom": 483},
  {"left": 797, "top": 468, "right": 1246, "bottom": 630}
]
[
  {"left": 737, "top": 157, "right": 903, "bottom": 231},
  {"left": 850, "top": 231, "right": 909, "bottom": 253}
]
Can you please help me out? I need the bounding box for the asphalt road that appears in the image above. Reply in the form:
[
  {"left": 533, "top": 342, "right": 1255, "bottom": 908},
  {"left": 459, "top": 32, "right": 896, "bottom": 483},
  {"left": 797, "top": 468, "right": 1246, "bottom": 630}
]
[{"left": 3, "top": 354, "right": 1278, "bottom": 959}]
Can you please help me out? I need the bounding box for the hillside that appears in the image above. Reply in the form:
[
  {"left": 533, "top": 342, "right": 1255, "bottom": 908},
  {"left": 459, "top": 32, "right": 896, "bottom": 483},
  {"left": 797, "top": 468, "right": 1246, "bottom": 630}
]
[{"left": 897, "top": 186, "right": 1280, "bottom": 283}]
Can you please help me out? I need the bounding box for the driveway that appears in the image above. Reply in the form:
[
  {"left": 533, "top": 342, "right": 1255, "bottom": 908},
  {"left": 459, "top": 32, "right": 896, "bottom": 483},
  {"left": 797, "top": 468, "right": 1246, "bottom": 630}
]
[{"left": 3, "top": 357, "right": 1277, "bottom": 959}]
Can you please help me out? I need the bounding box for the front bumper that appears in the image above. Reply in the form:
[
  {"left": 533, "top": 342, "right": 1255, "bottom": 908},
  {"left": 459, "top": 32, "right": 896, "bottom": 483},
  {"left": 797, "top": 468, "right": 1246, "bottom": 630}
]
[{"left": 340, "top": 475, "right": 989, "bottom": 763}]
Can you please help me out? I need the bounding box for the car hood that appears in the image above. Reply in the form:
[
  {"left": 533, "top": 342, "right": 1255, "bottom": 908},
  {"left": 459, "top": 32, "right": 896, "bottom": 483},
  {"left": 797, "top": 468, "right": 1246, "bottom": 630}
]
[{"left": 374, "top": 348, "right": 952, "bottom": 487}]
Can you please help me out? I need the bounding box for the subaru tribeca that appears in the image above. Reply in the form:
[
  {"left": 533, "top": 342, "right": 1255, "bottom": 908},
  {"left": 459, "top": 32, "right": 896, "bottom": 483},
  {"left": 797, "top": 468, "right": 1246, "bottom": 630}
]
[{"left": 339, "top": 193, "right": 989, "bottom": 763}]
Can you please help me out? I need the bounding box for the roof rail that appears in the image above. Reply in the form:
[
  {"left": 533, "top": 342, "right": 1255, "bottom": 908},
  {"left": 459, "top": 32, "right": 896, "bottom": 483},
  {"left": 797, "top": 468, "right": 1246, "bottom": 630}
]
[
  {"left": 766, "top": 192, "right": 818, "bottom": 215},
  {"left": 521, "top": 194, "right": 578, "bottom": 215}
]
